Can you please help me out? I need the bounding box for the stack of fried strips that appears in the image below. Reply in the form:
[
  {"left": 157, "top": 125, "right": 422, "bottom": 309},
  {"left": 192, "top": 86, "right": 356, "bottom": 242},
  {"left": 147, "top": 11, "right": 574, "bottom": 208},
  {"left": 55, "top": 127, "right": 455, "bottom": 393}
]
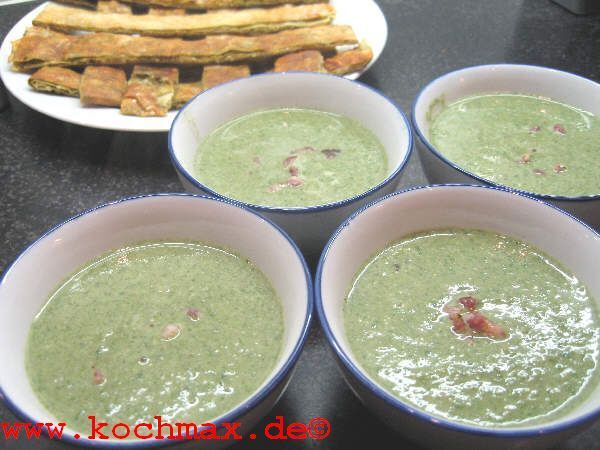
[{"left": 11, "top": 0, "right": 374, "bottom": 117}]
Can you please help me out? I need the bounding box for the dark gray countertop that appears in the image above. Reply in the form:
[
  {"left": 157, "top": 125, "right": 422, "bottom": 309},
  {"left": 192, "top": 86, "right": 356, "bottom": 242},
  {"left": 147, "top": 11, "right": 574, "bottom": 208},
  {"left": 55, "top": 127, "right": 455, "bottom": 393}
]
[{"left": 1, "top": 1, "right": 599, "bottom": 448}]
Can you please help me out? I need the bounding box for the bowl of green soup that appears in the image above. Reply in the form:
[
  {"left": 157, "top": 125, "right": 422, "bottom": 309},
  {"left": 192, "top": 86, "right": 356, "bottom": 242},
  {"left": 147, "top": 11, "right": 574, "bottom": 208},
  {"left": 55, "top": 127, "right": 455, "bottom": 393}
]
[
  {"left": 0, "top": 194, "right": 312, "bottom": 447},
  {"left": 316, "top": 185, "right": 600, "bottom": 450},
  {"left": 412, "top": 64, "right": 600, "bottom": 229},
  {"left": 169, "top": 72, "right": 412, "bottom": 260}
]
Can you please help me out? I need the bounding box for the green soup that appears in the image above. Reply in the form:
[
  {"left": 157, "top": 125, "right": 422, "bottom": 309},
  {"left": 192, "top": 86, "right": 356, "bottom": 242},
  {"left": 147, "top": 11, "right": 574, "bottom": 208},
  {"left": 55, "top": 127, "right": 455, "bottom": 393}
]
[
  {"left": 26, "top": 242, "right": 283, "bottom": 433},
  {"left": 344, "top": 229, "right": 599, "bottom": 427},
  {"left": 428, "top": 93, "right": 600, "bottom": 197},
  {"left": 194, "top": 108, "right": 388, "bottom": 207}
]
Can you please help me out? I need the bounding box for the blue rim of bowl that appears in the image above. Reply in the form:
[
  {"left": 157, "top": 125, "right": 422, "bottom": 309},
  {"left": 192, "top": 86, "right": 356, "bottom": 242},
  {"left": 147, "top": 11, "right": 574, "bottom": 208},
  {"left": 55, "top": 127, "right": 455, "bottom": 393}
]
[
  {"left": 0, "top": 193, "right": 314, "bottom": 448},
  {"left": 168, "top": 72, "right": 414, "bottom": 213},
  {"left": 411, "top": 63, "right": 600, "bottom": 202},
  {"left": 315, "top": 183, "right": 600, "bottom": 438}
]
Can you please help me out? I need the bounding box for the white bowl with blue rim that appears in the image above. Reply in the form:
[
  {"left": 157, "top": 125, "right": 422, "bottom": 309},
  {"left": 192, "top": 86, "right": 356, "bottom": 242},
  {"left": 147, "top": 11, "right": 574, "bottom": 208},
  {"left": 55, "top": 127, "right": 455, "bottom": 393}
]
[
  {"left": 316, "top": 184, "right": 600, "bottom": 450},
  {"left": 412, "top": 64, "right": 600, "bottom": 229},
  {"left": 168, "top": 72, "right": 412, "bottom": 260},
  {"left": 0, "top": 194, "right": 312, "bottom": 448}
]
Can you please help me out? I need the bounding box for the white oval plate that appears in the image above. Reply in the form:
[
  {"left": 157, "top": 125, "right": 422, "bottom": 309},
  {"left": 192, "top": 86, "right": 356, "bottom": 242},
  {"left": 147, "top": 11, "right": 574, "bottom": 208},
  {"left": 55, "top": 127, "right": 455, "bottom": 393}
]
[{"left": 0, "top": 0, "right": 387, "bottom": 132}]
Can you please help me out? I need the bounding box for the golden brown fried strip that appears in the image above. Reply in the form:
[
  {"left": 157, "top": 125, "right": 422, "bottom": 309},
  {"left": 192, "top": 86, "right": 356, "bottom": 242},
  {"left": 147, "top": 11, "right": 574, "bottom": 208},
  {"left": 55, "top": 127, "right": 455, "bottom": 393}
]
[
  {"left": 172, "top": 64, "right": 249, "bottom": 108},
  {"left": 10, "top": 28, "right": 74, "bottom": 71},
  {"left": 97, "top": 0, "right": 132, "bottom": 13},
  {"left": 173, "top": 81, "right": 203, "bottom": 108},
  {"left": 28, "top": 67, "right": 81, "bottom": 97},
  {"left": 121, "top": 66, "right": 179, "bottom": 116},
  {"left": 202, "top": 64, "right": 250, "bottom": 89},
  {"left": 80, "top": 66, "right": 127, "bottom": 106},
  {"left": 10, "top": 25, "right": 357, "bottom": 72},
  {"left": 324, "top": 43, "right": 373, "bottom": 75},
  {"left": 32, "top": 3, "right": 334, "bottom": 37},
  {"left": 23, "top": 26, "right": 66, "bottom": 38},
  {"left": 274, "top": 50, "right": 324, "bottom": 72},
  {"left": 119, "top": 0, "right": 325, "bottom": 11}
]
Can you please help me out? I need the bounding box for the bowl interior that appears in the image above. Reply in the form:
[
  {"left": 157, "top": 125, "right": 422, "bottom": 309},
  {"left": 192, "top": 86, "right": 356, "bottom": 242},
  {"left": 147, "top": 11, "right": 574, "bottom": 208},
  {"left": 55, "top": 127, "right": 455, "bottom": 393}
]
[
  {"left": 319, "top": 185, "right": 600, "bottom": 430},
  {"left": 0, "top": 195, "right": 310, "bottom": 440},
  {"left": 170, "top": 73, "right": 410, "bottom": 193},
  {"left": 414, "top": 64, "right": 600, "bottom": 138}
]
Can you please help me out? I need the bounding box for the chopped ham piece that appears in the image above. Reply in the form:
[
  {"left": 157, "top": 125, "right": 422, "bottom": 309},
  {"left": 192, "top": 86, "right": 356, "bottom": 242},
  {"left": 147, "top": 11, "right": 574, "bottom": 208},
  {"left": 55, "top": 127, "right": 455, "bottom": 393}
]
[
  {"left": 458, "top": 296, "right": 478, "bottom": 311},
  {"left": 93, "top": 368, "right": 105, "bottom": 385},
  {"left": 283, "top": 155, "right": 298, "bottom": 167},
  {"left": 186, "top": 308, "right": 200, "bottom": 321},
  {"left": 466, "top": 311, "right": 507, "bottom": 339},
  {"left": 553, "top": 124, "right": 566, "bottom": 134}
]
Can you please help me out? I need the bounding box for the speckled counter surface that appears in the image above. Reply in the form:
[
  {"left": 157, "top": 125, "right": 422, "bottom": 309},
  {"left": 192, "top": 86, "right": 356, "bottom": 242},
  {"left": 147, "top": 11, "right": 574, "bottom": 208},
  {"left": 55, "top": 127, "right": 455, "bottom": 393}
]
[{"left": 0, "top": 1, "right": 599, "bottom": 449}]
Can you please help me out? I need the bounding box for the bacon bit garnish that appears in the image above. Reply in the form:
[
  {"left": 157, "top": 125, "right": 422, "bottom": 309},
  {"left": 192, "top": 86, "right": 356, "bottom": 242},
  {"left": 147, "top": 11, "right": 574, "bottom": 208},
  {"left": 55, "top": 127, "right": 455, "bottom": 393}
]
[
  {"left": 321, "top": 148, "right": 341, "bottom": 159},
  {"left": 445, "top": 297, "right": 507, "bottom": 340},
  {"left": 459, "top": 296, "right": 478, "bottom": 311},
  {"left": 554, "top": 164, "right": 567, "bottom": 173},
  {"left": 553, "top": 124, "right": 566, "bottom": 134},
  {"left": 292, "top": 146, "right": 315, "bottom": 154},
  {"left": 466, "top": 312, "right": 507, "bottom": 339},
  {"left": 186, "top": 308, "right": 200, "bottom": 321},
  {"left": 161, "top": 324, "right": 181, "bottom": 341},
  {"left": 283, "top": 155, "right": 298, "bottom": 167},
  {"left": 289, "top": 165, "right": 299, "bottom": 177},
  {"left": 520, "top": 153, "right": 531, "bottom": 164},
  {"left": 252, "top": 156, "right": 262, "bottom": 167},
  {"left": 533, "top": 168, "right": 546, "bottom": 176},
  {"left": 529, "top": 126, "right": 541, "bottom": 133},
  {"left": 287, "top": 176, "right": 304, "bottom": 187},
  {"left": 443, "top": 305, "right": 467, "bottom": 333},
  {"left": 93, "top": 368, "right": 105, "bottom": 385}
]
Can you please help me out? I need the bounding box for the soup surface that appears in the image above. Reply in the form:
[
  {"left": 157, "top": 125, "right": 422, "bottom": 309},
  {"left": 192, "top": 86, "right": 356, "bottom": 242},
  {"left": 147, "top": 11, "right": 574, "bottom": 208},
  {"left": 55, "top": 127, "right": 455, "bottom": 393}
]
[
  {"left": 344, "top": 228, "right": 599, "bottom": 426},
  {"left": 27, "top": 242, "right": 283, "bottom": 433},
  {"left": 429, "top": 93, "right": 600, "bottom": 197},
  {"left": 194, "top": 108, "right": 388, "bottom": 207}
]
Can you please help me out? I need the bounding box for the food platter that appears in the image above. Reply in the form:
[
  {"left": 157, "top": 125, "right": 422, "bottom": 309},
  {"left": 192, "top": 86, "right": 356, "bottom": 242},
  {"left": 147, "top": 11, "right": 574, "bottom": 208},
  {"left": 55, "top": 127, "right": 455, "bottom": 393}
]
[{"left": 0, "top": 0, "right": 387, "bottom": 132}]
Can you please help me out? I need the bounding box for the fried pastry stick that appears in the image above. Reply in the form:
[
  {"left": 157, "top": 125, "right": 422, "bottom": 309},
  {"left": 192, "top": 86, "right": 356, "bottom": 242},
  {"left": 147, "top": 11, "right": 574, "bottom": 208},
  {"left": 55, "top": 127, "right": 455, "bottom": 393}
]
[
  {"left": 118, "top": 0, "right": 325, "bottom": 11},
  {"left": 324, "top": 43, "right": 373, "bottom": 75},
  {"left": 172, "top": 81, "right": 203, "bottom": 108},
  {"left": 172, "top": 63, "right": 249, "bottom": 108},
  {"left": 33, "top": 3, "right": 335, "bottom": 37},
  {"left": 202, "top": 64, "right": 250, "bottom": 89},
  {"left": 80, "top": 66, "right": 127, "bottom": 106},
  {"left": 96, "top": 0, "right": 132, "bottom": 12},
  {"left": 121, "top": 66, "right": 179, "bottom": 116},
  {"left": 10, "top": 25, "right": 357, "bottom": 72},
  {"left": 274, "top": 49, "right": 324, "bottom": 72},
  {"left": 272, "top": 44, "right": 373, "bottom": 75},
  {"left": 23, "top": 26, "right": 64, "bottom": 37},
  {"left": 28, "top": 67, "right": 81, "bottom": 96}
]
